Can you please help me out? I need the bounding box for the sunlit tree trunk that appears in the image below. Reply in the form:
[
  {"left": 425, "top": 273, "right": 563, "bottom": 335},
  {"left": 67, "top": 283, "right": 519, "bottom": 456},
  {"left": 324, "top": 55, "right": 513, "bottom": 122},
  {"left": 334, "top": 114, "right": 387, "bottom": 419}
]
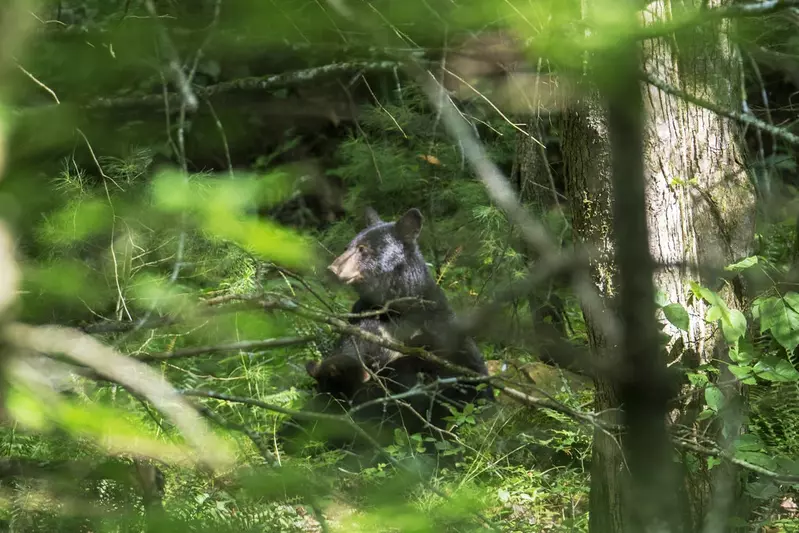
[{"left": 558, "top": 1, "right": 757, "bottom": 531}]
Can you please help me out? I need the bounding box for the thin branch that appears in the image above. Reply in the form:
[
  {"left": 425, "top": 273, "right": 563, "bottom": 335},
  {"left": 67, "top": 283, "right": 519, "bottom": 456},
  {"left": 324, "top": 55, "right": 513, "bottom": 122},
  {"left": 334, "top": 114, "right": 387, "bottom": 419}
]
[
  {"left": 81, "top": 315, "right": 177, "bottom": 334},
  {"left": 16, "top": 62, "right": 59, "bottom": 103},
  {"left": 143, "top": 0, "right": 198, "bottom": 112},
  {"left": 673, "top": 437, "right": 799, "bottom": 484},
  {"left": 632, "top": 0, "right": 799, "bottom": 41},
  {"left": 192, "top": 402, "right": 277, "bottom": 464},
  {"left": 135, "top": 336, "right": 315, "bottom": 362},
  {"left": 641, "top": 71, "right": 799, "bottom": 147},
  {"left": 408, "top": 68, "right": 621, "bottom": 346},
  {"left": 71, "top": 62, "right": 404, "bottom": 111}
]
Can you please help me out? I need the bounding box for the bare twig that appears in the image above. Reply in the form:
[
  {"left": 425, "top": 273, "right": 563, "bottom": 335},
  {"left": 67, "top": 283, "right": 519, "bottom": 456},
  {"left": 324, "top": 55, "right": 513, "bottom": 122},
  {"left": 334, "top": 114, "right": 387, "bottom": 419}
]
[
  {"left": 143, "top": 0, "right": 198, "bottom": 112},
  {"left": 631, "top": 0, "right": 799, "bottom": 40},
  {"left": 642, "top": 71, "right": 799, "bottom": 147},
  {"left": 57, "top": 62, "right": 404, "bottom": 111},
  {"left": 135, "top": 336, "right": 315, "bottom": 362},
  {"left": 192, "top": 402, "right": 277, "bottom": 464}
]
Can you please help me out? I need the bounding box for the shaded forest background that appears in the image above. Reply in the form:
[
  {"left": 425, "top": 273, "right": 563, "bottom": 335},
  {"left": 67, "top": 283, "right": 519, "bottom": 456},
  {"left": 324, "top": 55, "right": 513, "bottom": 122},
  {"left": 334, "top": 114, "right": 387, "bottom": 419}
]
[{"left": 2, "top": 0, "right": 799, "bottom": 531}]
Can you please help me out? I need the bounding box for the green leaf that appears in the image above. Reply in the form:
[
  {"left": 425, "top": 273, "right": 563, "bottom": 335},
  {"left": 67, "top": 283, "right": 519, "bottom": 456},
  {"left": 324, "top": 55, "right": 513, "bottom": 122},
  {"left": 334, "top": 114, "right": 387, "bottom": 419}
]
[
  {"left": 728, "top": 364, "right": 757, "bottom": 385},
  {"left": 775, "top": 457, "right": 799, "bottom": 476},
  {"left": 729, "top": 338, "right": 756, "bottom": 364},
  {"left": 704, "top": 384, "right": 724, "bottom": 412},
  {"left": 724, "top": 256, "right": 758, "bottom": 272},
  {"left": 697, "top": 409, "right": 715, "bottom": 421},
  {"left": 721, "top": 309, "right": 747, "bottom": 343},
  {"left": 663, "top": 303, "right": 690, "bottom": 331},
  {"left": 755, "top": 294, "right": 799, "bottom": 352},
  {"left": 687, "top": 372, "right": 709, "bottom": 387},
  {"left": 735, "top": 451, "right": 777, "bottom": 471},
  {"left": 705, "top": 305, "right": 723, "bottom": 323},
  {"left": 733, "top": 434, "right": 765, "bottom": 452},
  {"left": 746, "top": 481, "right": 780, "bottom": 500},
  {"left": 699, "top": 287, "right": 725, "bottom": 309},
  {"left": 752, "top": 357, "right": 799, "bottom": 382},
  {"left": 688, "top": 281, "right": 705, "bottom": 301}
]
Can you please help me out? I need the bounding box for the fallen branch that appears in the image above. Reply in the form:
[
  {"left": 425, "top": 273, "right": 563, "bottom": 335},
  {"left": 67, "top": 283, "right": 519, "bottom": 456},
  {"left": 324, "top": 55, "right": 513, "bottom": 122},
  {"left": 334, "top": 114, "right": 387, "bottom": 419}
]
[{"left": 34, "top": 61, "right": 405, "bottom": 112}]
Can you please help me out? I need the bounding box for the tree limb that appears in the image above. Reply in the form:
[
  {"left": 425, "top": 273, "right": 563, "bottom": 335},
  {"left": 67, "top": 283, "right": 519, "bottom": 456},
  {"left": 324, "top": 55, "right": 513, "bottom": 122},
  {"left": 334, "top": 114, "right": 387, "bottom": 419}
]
[{"left": 135, "top": 336, "right": 314, "bottom": 362}]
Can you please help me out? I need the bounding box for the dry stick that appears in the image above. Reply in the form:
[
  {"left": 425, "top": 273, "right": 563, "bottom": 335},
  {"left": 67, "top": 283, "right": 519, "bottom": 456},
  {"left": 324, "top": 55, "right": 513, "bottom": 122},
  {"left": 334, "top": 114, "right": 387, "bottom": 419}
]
[
  {"left": 191, "top": 402, "right": 277, "bottom": 464},
  {"left": 79, "top": 298, "right": 260, "bottom": 334},
  {"left": 673, "top": 437, "right": 799, "bottom": 484},
  {"left": 631, "top": 0, "right": 799, "bottom": 41},
  {"left": 261, "top": 262, "right": 340, "bottom": 314},
  {"left": 74, "top": 61, "right": 404, "bottom": 111}
]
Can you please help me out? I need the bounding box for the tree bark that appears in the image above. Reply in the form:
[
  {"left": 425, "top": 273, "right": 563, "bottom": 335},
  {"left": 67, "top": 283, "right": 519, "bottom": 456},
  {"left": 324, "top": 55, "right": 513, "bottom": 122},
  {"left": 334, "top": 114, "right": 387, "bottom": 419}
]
[
  {"left": 512, "top": 122, "right": 572, "bottom": 341},
  {"left": 561, "top": 1, "right": 757, "bottom": 531},
  {"left": 563, "top": 87, "right": 625, "bottom": 533}
]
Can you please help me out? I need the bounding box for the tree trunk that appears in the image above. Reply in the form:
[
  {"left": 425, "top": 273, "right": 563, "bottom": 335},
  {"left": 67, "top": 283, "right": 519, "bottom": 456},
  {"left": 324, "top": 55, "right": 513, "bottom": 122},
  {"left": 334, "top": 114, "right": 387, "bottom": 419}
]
[
  {"left": 562, "top": 88, "right": 625, "bottom": 533},
  {"left": 512, "top": 122, "right": 572, "bottom": 342},
  {"left": 560, "top": 1, "right": 757, "bottom": 531}
]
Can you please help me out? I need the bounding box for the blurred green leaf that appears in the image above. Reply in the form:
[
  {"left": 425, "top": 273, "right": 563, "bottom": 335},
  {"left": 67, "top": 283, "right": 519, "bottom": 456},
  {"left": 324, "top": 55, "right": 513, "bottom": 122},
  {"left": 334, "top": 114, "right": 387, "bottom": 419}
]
[{"left": 663, "top": 302, "right": 690, "bottom": 331}]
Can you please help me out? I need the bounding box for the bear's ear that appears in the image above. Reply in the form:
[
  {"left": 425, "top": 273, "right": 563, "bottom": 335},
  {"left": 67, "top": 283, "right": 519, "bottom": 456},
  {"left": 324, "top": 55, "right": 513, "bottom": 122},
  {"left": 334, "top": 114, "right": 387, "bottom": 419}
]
[
  {"left": 305, "top": 360, "right": 320, "bottom": 378},
  {"left": 363, "top": 207, "right": 382, "bottom": 227},
  {"left": 395, "top": 208, "right": 423, "bottom": 243},
  {"left": 360, "top": 368, "right": 371, "bottom": 383}
]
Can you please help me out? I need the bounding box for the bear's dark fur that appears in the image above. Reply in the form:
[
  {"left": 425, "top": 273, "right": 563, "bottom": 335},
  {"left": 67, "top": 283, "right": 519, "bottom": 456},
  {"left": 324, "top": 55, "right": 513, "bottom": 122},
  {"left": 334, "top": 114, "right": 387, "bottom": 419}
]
[
  {"left": 304, "top": 318, "right": 404, "bottom": 403},
  {"left": 328, "top": 207, "right": 492, "bottom": 378},
  {"left": 323, "top": 207, "right": 493, "bottom": 429},
  {"left": 281, "top": 207, "right": 493, "bottom": 456}
]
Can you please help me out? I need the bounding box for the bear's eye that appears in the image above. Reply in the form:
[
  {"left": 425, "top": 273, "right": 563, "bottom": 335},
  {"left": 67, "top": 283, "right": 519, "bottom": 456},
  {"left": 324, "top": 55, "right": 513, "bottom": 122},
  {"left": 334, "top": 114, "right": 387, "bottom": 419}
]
[{"left": 357, "top": 244, "right": 369, "bottom": 254}]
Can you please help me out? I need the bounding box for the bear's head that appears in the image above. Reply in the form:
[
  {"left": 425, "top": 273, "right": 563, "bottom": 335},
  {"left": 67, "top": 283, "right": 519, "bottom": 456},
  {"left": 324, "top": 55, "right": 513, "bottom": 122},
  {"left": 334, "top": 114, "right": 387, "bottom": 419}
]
[{"left": 327, "top": 207, "right": 430, "bottom": 306}]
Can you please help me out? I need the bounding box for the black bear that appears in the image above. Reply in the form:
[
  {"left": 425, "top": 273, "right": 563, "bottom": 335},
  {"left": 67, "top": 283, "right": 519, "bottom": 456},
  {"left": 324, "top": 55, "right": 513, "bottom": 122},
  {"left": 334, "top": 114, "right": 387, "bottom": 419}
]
[
  {"left": 304, "top": 317, "right": 404, "bottom": 403},
  {"left": 281, "top": 207, "right": 493, "bottom": 457},
  {"left": 302, "top": 317, "right": 443, "bottom": 444},
  {"left": 324, "top": 207, "right": 494, "bottom": 434},
  {"left": 280, "top": 317, "right": 423, "bottom": 453}
]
